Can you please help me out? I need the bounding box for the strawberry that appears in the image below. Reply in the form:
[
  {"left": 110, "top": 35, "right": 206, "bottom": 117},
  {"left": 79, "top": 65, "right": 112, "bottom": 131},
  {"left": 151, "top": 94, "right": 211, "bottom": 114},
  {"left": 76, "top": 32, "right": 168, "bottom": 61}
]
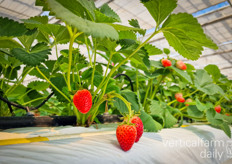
[
  {"left": 185, "top": 98, "right": 193, "bottom": 106},
  {"left": 116, "top": 124, "right": 137, "bottom": 151},
  {"left": 131, "top": 116, "right": 143, "bottom": 142},
  {"left": 175, "top": 93, "right": 185, "bottom": 103},
  {"left": 226, "top": 113, "right": 230, "bottom": 116},
  {"left": 175, "top": 93, "right": 183, "bottom": 99},
  {"left": 176, "top": 60, "right": 187, "bottom": 70},
  {"left": 161, "top": 59, "right": 172, "bottom": 67},
  {"left": 73, "top": 89, "right": 92, "bottom": 114},
  {"left": 177, "top": 97, "right": 185, "bottom": 103},
  {"left": 214, "top": 105, "right": 221, "bottom": 113}
]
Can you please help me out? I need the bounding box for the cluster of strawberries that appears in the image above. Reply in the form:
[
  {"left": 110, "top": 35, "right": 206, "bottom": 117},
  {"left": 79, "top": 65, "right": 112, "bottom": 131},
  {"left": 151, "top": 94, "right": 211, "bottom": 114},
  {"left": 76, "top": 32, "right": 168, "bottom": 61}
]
[
  {"left": 72, "top": 89, "right": 144, "bottom": 151},
  {"left": 161, "top": 59, "right": 222, "bottom": 114},
  {"left": 116, "top": 116, "right": 144, "bottom": 151},
  {"left": 161, "top": 59, "right": 187, "bottom": 70}
]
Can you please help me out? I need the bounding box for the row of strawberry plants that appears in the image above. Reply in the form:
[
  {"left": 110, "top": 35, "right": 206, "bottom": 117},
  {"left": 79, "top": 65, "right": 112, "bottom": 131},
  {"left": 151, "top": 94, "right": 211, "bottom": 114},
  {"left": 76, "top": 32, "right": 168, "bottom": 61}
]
[{"left": 0, "top": 0, "right": 231, "bottom": 144}]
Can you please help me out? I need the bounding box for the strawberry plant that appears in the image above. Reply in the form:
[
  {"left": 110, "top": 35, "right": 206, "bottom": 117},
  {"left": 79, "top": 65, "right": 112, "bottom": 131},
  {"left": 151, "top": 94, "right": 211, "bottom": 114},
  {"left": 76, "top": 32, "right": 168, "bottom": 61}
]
[{"left": 0, "top": 0, "right": 231, "bottom": 143}]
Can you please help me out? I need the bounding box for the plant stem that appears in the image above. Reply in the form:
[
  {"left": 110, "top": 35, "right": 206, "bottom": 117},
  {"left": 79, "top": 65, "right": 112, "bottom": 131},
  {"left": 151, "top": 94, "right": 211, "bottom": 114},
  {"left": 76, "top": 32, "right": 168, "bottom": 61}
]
[
  {"left": 112, "top": 93, "right": 132, "bottom": 118},
  {"left": 90, "top": 97, "right": 107, "bottom": 122},
  {"left": 150, "top": 75, "right": 165, "bottom": 100},
  {"left": 19, "top": 88, "right": 33, "bottom": 100},
  {"left": 93, "top": 51, "right": 114, "bottom": 98},
  {"left": 91, "top": 39, "right": 97, "bottom": 91},
  {"left": 36, "top": 66, "right": 71, "bottom": 103},
  {"left": 136, "top": 69, "right": 139, "bottom": 91},
  {"left": 182, "top": 114, "right": 207, "bottom": 121},
  {"left": 179, "top": 106, "right": 187, "bottom": 112},
  {"left": 99, "top": 30, "right": 160, "bottom": 100},
  {"left": 67, "top": 35, "right": 75, "bottom": 91},
  {"left": 216, "top": 96, "right": 224, "bottom": 106},
  {"left": 143, "top": 79, "right": 152, "bottom": 107},
  {"left": 5, "top": 67, "right": 34, "bottom": 95},
  {"left": 85, "top": 36, "right": 93, "bottom": 67},
  {"left": 22, "top": 96, "right": 46, "bottom": 106}
]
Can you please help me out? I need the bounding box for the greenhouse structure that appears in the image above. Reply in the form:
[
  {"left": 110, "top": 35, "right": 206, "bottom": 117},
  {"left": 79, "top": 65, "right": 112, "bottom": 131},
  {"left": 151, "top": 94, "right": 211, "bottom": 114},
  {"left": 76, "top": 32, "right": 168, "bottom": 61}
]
[{"left": 0, "top": 0, "right": 232, "bottom": 163}]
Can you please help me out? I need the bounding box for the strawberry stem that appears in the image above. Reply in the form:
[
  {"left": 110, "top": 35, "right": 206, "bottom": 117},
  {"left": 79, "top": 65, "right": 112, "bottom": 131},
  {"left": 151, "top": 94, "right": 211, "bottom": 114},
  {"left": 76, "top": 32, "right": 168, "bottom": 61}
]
[{"left": 111, "top": 93, "right": 132, "bottom": 121}]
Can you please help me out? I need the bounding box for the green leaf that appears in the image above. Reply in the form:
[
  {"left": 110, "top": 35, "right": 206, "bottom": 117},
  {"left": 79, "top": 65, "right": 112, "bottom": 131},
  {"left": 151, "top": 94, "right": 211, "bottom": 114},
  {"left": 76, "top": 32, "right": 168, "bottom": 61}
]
[
  {"left": 187, "top": 106, "right": 204, "bottom": 118},
  {"left": 29, "top": 65, "right": 50, "bottom": 79},
  {"left": 171, "top": 66, "right": 192, "bottom": 83},
  {"left": 150, "top": 60, "right": 163, "bottom": 69},
  {"left": 128, "top": 19, "right": 146, "bottom": 35},
  {"left": 7, "top": 84, "right": 27, "bottom": 100},
  {"left": 113, "top": 97, "right": 128, "bottom": 114},
  {"left": 195, "top": 98, "right": 208, "bottom": 112},
  {"left": 18, "top": 30, "right": 39, "bottom": 50},
  {"left": 140, "top": 110, "right": 162, "bottom": 132},
  {"left": 28, "top": 81, "right": 49, "bottom": 91},
  {"left": 204, "top": 64, "right": 221, "bottom": 82},
  {"left": 50, "top": 76, "right": 68, "bottom": 102},
  {"left": 0, "top": 38, "right": 23, "bottom": 48},
  {"left": 141, "top": 0, "right": 177, "bottom": 26},
  {"left": 81, "top": 68, "right": 93, "bottom": 80},
  {"left": 150, "top": 100, "right": 177, "bottom": 128},
  {"left": 128, "top": 19, "right": 140, "bottom": 28},
  {"left": 220, "top": 123, "right": 231, "bottom": 138},
  {"left": 95, "top": 10, "right": 118, "bottom": 23},
  {"left": 98, "top": 3, "right": 121, "bottom": 22},
  {"left": 46, "top": 0, "right": 118, "bottom": 40},
  {"left": 23, "top": 16, "right": 49, "bottom": 29},
  {"left": 163, "top": 48, "right": 170, "bottom": 55},
  {"left": 194, "top": 69, "right": 224, "bottom": 95},
  {"left": 11, "top": 43, "right": 50, "bottom": 66},
  {"left": 206, "top": 108, "right": 223, "bottom": 126},
  {"left": 162, "top": 13, "right": 218, "bottom": 60},
  {"left": 108, "top": 23, "right": 145, "bottom": 34},
  {"left": 164, "top": 106, "right": 178, "bottom": 128},
  {"left": 144, "top": 44, "right": 162, "bottom": 56},
  {"left": 121, "top": 90, "right": 139, "bottom": 112},
  {"left": 106, "top": 85, "right": 120, "bottom": 94},
  {"left": 93, "top": 74, "right": 103, "bottom": 87},
  {"left": 60, "top": 63, "right": 69, "bottom": 73},
  {"left": 168, "top": 85, "right": 180, "bottom": 92},
  {"left": 95, "top": 64, "right": 103, "bottom": 74},
  {"left": 23, "top": 18, "right": 70, "bottom": 44},
  {"left": 0, "top": 17, "right": 28, "bottom": 37},
  {"left": 119, "top": 31, "right": 136, "bottom": 40}
]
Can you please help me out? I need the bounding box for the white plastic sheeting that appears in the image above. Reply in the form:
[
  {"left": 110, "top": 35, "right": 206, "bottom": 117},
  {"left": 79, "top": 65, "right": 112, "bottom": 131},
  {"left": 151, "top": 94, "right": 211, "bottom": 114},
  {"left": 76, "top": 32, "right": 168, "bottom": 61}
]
[{"left": 0, "top": 124, "right": 232, "bottom": 164}]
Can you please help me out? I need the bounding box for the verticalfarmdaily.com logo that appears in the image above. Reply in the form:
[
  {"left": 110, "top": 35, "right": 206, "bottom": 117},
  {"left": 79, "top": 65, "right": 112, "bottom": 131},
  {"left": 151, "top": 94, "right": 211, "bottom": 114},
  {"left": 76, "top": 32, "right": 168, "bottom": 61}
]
[{"left": 163, "top": 138, "right": 232, "bottom": 160}]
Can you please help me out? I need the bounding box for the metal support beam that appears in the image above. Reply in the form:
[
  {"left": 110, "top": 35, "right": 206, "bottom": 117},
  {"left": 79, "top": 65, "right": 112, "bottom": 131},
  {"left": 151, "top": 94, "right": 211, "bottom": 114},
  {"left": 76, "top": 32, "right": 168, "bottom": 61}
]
[
  {"left": 227, "top": 0, "right": 232, "bottom": 7},
  {"left": 221, "top": 66, "right": 232, "bottom": 70},
  {"left": 201, "top": 14, "right": 232, "bottom": 26}
]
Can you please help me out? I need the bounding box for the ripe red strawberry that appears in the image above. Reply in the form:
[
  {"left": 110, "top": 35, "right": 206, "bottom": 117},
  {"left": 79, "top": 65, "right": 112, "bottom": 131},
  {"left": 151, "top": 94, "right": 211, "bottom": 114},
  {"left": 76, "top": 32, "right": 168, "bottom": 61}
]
[
  {"left": 73, "top": 89, "right": 92, "bottom": 114},
  {"left": 131, "top": 116, "right": 143, "bottom": 142},
  {"left": 214, "top": 105, "right": 221, "bottom": 113},
  {"left": 226, "top": 113, "right": 230, "bottom": 116},
  {"left": 176, "top": 60, "right": 187, "bottom": 70},
  {"left": 175, "top": 93, "right": 185, "bottom": 103},
  {"left": 177, "top": 97, "right": 185, "bottom": 103},
  {"left": 116, "top": 124, "right": 137, "bottom": 151},
  {"left": 161, "top": 59, "right": 172, "bottom": 67},
  {"left": 185, "top": 98, "right": 193, "bottom": 106}
]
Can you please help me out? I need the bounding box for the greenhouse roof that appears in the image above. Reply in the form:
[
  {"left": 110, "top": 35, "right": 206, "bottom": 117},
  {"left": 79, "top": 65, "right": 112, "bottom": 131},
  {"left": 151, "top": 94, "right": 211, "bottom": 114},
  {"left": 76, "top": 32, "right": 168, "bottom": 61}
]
[{"left": 0, "top": 0, "right": 232, "bottom": 79}]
